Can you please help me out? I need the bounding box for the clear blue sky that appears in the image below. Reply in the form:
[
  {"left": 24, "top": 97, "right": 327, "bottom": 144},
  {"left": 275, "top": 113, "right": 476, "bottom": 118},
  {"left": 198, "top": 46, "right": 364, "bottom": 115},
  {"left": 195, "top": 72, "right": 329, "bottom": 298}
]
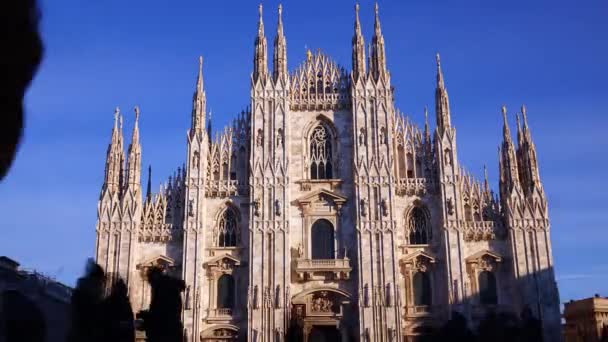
[{"left": 1, "top": 0, "right": 606, "bottom": 305}]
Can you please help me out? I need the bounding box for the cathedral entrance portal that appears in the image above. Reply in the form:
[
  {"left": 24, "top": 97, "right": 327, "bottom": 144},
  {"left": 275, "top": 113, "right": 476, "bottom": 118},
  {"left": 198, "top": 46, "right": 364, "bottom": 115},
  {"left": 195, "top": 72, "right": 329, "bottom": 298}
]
[
  {"left": 309, "top": 325, "right": 341, "bottom": 342},
  {"left": 290, "top": 289, "right": 351, "bottom": 342}
]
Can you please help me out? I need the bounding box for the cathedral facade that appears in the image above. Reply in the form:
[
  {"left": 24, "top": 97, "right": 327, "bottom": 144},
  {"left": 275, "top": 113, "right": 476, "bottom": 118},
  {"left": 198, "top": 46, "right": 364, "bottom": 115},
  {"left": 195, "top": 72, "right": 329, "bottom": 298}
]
[{"left": 95, "top": 4, "right": 562, "bottom": 341}]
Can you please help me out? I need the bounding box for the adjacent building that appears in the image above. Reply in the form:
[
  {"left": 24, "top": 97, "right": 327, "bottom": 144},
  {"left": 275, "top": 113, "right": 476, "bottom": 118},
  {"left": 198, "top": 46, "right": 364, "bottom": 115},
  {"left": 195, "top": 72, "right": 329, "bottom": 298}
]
[
  {"left": 94, "top": 4, "right": 562, "bottom": 341},
  {"left": 0, "top": 256, "right": 72, "bottom": 342},
  {"left": 564, "top": 295, "right": 608, "bottom": 342}
]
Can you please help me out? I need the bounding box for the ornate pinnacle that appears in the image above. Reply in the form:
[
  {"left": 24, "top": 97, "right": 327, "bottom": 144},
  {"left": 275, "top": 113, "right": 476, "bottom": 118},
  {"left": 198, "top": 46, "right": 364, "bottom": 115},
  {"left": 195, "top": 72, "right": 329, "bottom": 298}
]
[
  {"left": 134, "top": 106, "right": 140, "bottom": 122},
  {"left": 258, "top": 3, "right": 264, "bottom": 33},
  {"left": 114, "top": 107, "right": 120, "bottom": 124},
  {"left": 521, "top": 104, "right": 529, "bottom": 128},
  {"left": 436, "top": 53, "right": 441, "bottom": 67}
]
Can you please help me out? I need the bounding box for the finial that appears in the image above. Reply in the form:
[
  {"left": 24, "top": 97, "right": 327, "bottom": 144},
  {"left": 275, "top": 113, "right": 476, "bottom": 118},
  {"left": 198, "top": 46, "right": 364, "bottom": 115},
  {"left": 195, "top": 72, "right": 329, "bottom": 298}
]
[
  {"left": 521, "top": 104, "right": 528, "bottom": 127},
  {"left": 436, "top": 53, "right": 441, "bottom": 67},
  {"left": 375, "top": 2, "right": 379, "bottom": 15},
  {"left": 258, "top": 3, "right": 263, "bottom": 17},
  {"left": 356, "top": 2, "right": 360, "bottom": 13},
  {"left": 501, "top": 104, "right": 507, "bottom": 119},
  {"left": 199, "top": 56, "right": 203, "bottom": 72},
  {"left": 306, "top": 49, "right": 312, "bottom": 62},
  {"left": 134, "top": 106, "right": 140, "bottom": 122},
  {"left": 114, "top": 107, "right": 120, "bottom": 122},
  {"left": 278, "top": 3, "right": 282, "bottom": 15}
]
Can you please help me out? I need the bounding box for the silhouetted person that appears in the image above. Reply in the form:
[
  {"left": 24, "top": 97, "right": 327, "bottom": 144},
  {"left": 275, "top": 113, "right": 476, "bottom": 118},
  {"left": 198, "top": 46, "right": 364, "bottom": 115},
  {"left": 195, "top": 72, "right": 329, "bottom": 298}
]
[
  {"left": 67, "top": 259, "right": 106, "bottom": 342},
  {"left": 519, "top": 306, "right": 542, "bottom": 342},
  {"left": 1, "top": 289, "right": 46, "bottom": 342},
  {"left": 1, "top": 0, "right": 43, "bottom": 180},
  {"left": 100, "top": 278, "right": 135, "bottom": 342},
  {"left": 434, "top": 311, "right": 474, "bottom": 341},
  {"left": 138, "top": 267, "right": 185, "bottom": 342}
]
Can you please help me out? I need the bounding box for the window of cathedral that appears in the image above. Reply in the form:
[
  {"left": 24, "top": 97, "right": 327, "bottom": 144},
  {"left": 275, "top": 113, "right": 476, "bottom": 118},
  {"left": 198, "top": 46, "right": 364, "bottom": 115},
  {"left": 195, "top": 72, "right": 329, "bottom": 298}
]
[
  {"left": 309, "top": 124, "right": 333, "bottom": 180},
  {"left": 311, "top": 219, "right": 335, "bottom": 259},
  {"left": 478, "top": 271, "right": 497, "bottom": 305},
  {"left": 408, "top": 207, "right": 430, "bottom": 245},
  {"left": 217, "top": 274, "right": 235, "bottom": 309},
  {"left": 217, "top": 207, "right": 239, "bottom": 247},
  {"left": 413, "top": 271, "right": 432, "bottom": 306}
]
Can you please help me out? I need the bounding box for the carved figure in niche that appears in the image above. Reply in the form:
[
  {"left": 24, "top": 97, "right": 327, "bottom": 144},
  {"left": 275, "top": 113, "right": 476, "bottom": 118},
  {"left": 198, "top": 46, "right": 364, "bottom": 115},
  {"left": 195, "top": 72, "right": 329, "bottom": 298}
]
[
  {"left": 256, "top": 129, "right": 263, "bottom": 147},
  {"left": 381, "top": 198, "right": 388, "bottom": 217},
  {"left": 274, "top": 199, "right": 281, "bottom": 216},
  {"left": 360, "top": 198, "right": 368, "bottom": 217},
  {"left": 253, "top": 285, "right": 259, "bottom": 309},
  {"left": 275, "top": 285, "right": 282, "bottom": 308},
  {"left": 297, "top": 243, "right": 304, "bottom": 258},
  {"left": 358, "top": 128, "right": 366, "bottom": 146},
  {"left": 264, "top": 286, "right": 272, "bottom": 308},
  {"left": 447, "top": 197, "right": 454, "bottom": 215},
  {"left": 192, "top": 151, "right": 199, "bottom": 169},
  {"left": 184, "top": 285, "right": 191, "bottom": 309},
  {"left": 276, "top": 128, "right": 283, "bottom": 147},
  {"left": 188, "top": 199, "right": 194, "bottom": 217},
  {"left": 363, "top": 284, "right": 370, "bottom": 307},
  {"left": 379, "top": 126, "right": 387, "bottom": 145},
  {"left": 253, "top": 198, "right": 261, "bottom": 217},
  {"left": 444, "top": 148, "right": 452, "bottom": 165},
  {"left": 343, "top": 246, "right": 348, "bottom": 259}
]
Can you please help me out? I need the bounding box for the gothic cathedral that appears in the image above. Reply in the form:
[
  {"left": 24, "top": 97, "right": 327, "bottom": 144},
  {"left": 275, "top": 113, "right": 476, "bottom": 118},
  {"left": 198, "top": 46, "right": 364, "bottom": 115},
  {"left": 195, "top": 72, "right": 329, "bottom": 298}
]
[{"left": 95, "top": 4, "right": 562, "bottom": 341}]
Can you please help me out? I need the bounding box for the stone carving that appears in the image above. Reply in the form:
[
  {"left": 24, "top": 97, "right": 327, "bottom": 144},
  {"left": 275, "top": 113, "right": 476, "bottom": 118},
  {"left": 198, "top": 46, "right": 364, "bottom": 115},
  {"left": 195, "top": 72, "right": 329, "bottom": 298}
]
[
  {"left": 256, "top": 129, "right": 263, "bottom": 147},
  {"left": 274, "top": 199, "right": 281, "bottom": 216},
  {"left": 276, "top": 129, "right": 283, "bottom": 147},
  {"left": 188, "top": 199, "right": 194, "bottom": 217},
  {"left": 359, "top": 128, "right": 366, "bottom": 146},
  {"left": 297, "top": 243, "right": 304, "bottom": 258},
  {"left": 184, "top": 285, "right": 191, "bottom": 310},
  {"left": 253, "top": 198, "right": 261, "bottom": 217},
  {"left": 360, "top": 198, "right": 367, "bottom": 217},
  {"left": 311, "top": 292, "right": 333, "bottom": 312},
  {"left": 379, "top": 126, "right": 387, "bottom": 145},
  {"left": 275, "top": 285, "right": 282, "bottom": 308},
  {"left": 381, "top": 198, "right": 388, "bottom": 217},
  {"left": 192, "top": 151, "right": 199, "bottom": 168},
  {"left": 447, "top": 197, "right": 455, "bottom": 215}
]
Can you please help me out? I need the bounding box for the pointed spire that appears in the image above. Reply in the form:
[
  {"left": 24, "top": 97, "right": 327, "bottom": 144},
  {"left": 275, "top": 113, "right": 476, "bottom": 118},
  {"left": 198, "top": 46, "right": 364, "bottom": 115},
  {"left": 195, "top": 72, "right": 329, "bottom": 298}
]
[
  {"left": 253, "top": 3, "right": 268, "bottom": 82},
  {"left": 502, "top": 104, "right": 512, "bottom": 142},
  {"left": 516, "top": 104, "right": 542, "bottom": 196},
  {"left": 424, "top": 105, "right": 431, "bottom": 143},
  {"left": 273, "top": 4, "right": 288, "bottom": 83},
  {"left": 102, "top": 107, "right": 126, "bottom": 195},
  {"left": 352, "top": 2, "right": 366, "bottom": 80},
  {"left": 483, "top": 164, "right": 490, "bottom": 193},
  {"left": 207, "top": 110, "right": 213, "bottom": 144},
  {"left": 126, "top": 106, "right": 142, "bottom": 190},
  {"left": 191, "top": 56, "right": 207, "bottom": 136},
  {"left": 369, "top": 2, "right": 387, "bottom": 81},
  {"left": 516, "top": 112, "right": 523, "bottom": 147},
  {"left": 435, "top": 53, "right": 451, "bottom": 134},
  {"left": 146, "top": 165, "right": 152, "bottom": 203}
]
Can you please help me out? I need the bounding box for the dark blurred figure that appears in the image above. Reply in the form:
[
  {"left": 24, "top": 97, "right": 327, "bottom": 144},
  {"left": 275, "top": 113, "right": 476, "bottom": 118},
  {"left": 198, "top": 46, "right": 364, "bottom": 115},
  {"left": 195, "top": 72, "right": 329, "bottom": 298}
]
[
  {"left": 100, "top": 278, "right": 135, "bottom": 342},
  {"left": 0, "top": 0, "right": 44, "bottom": 180},
  {"left": 1, "top": 290, "right": 46, "bottom": 342},
  {"left": 519, "top": 306, "right": 543, "bottom": 342},
  {"left": 138, "top": 267, "right": 185, "bottom": 342},
  {"left": 433, "top": 311, "right": 474, "bottom": 342},
  {"left": 476, "top": 310, "right": 522, "bottom": 342},
  {"left": 66, "top": 259, "right": 106, "bottom": 342}
]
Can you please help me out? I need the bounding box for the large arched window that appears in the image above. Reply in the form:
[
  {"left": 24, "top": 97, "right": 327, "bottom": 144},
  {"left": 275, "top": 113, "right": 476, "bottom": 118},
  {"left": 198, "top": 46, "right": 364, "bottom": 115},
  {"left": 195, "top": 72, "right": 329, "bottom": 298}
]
[
  {"left": 413, "top": 272, "right": 432, "bottom": 306},
  {"left": 309, "top": 125, "right": 333, "bottom": 179},
  {"left": 311, "top": 219, "right": 335, "bottom": 259},
  {"left": 217, "top": 274, "right": 235, "bottom": 309},
  {"left": 478, "top": 271, "right": 498, "bottom": 305},
  {"left": 408, "top": 207, "right": 429, "bottom": 245},
  {"left": 217, "top": 208, "right": 238, "bottom": 247}
]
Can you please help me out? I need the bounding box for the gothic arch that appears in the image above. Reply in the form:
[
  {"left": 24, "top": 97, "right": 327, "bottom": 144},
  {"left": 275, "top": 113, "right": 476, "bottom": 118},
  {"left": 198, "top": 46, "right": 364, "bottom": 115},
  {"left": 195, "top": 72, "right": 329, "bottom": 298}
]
[
  {"left": 405, "top": 203, "right": 432, "bottom": 245},
  {"left": 291, "top": 287, "right": 352, "bottom": 303},
  {"left": 213, "top": 202, "right": 242, "bottom": 247},
  {"left": 200, "top": 324, "right": 239, "bottom": 341},
  {"left": 303, "top": 115, "right": 338, "bottom": 180}
]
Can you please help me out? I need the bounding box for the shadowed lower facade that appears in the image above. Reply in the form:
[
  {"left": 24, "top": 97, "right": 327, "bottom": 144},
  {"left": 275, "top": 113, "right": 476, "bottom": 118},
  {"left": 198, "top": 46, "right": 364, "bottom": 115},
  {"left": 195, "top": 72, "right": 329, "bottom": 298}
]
[{"left": 94, "top": 4, "right": 562, "bottom": 341}]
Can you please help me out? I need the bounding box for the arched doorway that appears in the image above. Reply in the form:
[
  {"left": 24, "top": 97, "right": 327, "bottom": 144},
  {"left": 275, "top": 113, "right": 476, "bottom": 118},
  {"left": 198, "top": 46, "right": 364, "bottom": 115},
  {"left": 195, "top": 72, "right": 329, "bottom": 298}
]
[
  {"left": 311, "top": 219, "right": 335, "bottom": 259},
  {"left": 309, "top": 325, "right": 341, "bottom": 342}
]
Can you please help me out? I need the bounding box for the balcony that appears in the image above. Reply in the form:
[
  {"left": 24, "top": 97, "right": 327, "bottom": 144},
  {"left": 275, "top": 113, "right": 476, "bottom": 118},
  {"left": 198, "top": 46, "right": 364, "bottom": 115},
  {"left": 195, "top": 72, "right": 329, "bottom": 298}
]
[
  {"left": 206, "top": 308, "right": 234, "bottom": 322},
  {"left": 395, "top": 178, "right": 434, "bottom": 196},
  {"left": 294, "top": 258, "right": 352, "bottom": 281}
]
